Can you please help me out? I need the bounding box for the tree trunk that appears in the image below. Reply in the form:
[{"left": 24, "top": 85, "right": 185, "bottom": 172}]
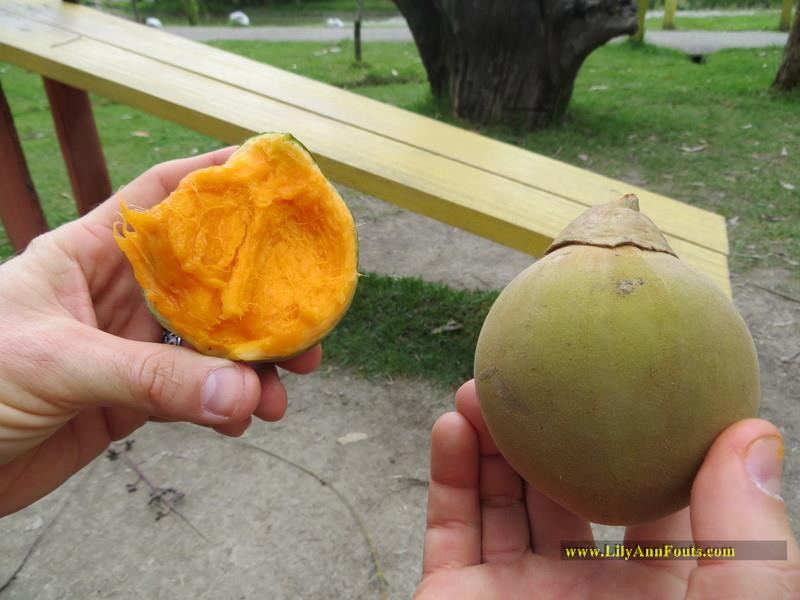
[
  {"left": 393, "top": 0, "right": 637, "bottom": 130},
  {"left": 775, "top": 2, "right": 800, "bottom": 90},
  {"left": 182, "top": 0, "right": 200, "bottom": 25},
  {"left": 130, "top": 0, "right": 141, "bottom": 23},
  {"left": 779, "top": 0, "right": 793, "bottom": 32},
  {"left": 355, "top": 0, "right": 364, "bottom": 63},
  {"left": 663, "top": 0, "right": 677, "bottom": 30},
  {"left": 630, "top": 0, "right": 647, "bottom": 42}
]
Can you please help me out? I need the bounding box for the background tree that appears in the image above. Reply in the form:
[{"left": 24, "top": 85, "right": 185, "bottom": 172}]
[
  {"left": 355, "top": 0, "right": 365, "bottom": 63},
  {"left": 663, "top": 0, "right": 677, "bottom": 30},
  {"left": 775, "top": 0, "right": 800, "bottom": 90},
  {"left": 130, "top": 0, "right": 141, "bottom": 23},
  {"left": 393, "top": 0, "right": 637, "bottom": 130},
  {"left": 182, "top": 0, "right": 200, "bottom": 25},
  {"left": 779, "top": 0, "right": 794, "bottom": 32},
  {"left": 631, "top": 0, "right": 648, "bottom": 42}
]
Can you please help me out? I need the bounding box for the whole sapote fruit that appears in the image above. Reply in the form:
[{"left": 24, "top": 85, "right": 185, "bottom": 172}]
[{"left": 474, "top": 195, "right": 760, "bottom": 525}]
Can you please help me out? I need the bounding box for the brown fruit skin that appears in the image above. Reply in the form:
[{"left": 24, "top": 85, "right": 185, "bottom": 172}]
[{"left": 474, "top": 244, "right": 760, "bottom": 525}]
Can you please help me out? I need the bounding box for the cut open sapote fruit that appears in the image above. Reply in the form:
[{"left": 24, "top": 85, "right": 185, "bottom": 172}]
[{"left": 114, "top": 133, "right": 358, "bottom": 362}]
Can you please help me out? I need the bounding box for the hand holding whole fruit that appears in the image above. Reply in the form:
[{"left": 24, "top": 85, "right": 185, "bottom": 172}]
[
  {"left": 474, "top": 196, "right": 760, "bottom": 525},
  {"left": 414, "top": 381, "right": 800, "bottom": 599}
]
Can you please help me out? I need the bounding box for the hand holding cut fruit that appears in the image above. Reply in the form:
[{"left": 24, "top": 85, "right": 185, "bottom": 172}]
[{"left": 0, "top": 140, "right": 354, "bottom": 516}]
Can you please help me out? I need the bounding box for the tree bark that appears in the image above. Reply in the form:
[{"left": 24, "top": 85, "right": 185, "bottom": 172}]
[
  {"left": 630, "top": 0, "right": 647, "bottom": 42},
  {"left": 775, "top": 2, "right": 800, "bottom": 90},
  {"left": 130, "top": 0, "right": 141, "bottom": 23},
  {"left": 779, "top": 0, "right": 793, "bottom": 32},
  {"left": 393, "top": 0, "right": 637, "bottom": 130},
  {"left": 355, "top": 0, "right": 364, "bottom": 63},
  {"left": 663, "top": 0, "right": 677, "bottom": 30},
  {"left": 182, "top": 0, "right": 200, "bottom": 25}
]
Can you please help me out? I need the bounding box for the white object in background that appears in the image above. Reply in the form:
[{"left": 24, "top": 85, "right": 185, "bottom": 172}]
[
  {"left": 145, "top": 16, "right": 163, "bottom": 28},
  {"left": 326, "top": 17, "right": 344, "bottom": 28},
  {"left": 229, "top": 11, "right": 250, "bottom": 27}
]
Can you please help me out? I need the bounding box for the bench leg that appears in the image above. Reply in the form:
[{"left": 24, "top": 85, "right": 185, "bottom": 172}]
[
  {"left": 43, "top": 78, "right": 112, "bottom": 216},
  {"left": 0, "top": 80, "right": 48, "bottom": 252}
]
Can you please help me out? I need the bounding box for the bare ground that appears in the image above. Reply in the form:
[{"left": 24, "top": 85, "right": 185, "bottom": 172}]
[{"left": 0, "top": 190, "right": 797, "bottom": 599}]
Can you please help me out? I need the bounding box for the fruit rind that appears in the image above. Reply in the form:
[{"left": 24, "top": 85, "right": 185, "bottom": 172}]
[{"left": 547, "top": 194, "right": 677, "bottom": 257}]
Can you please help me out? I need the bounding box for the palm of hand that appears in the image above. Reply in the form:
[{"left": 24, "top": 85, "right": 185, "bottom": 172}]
[{"left": 414, "top": 381, "right": 797, "bottom": 599}]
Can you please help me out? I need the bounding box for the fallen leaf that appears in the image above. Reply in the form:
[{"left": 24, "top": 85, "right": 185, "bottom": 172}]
[
  {"left": 131, "top": 130, "right": 150, "bottom": 138},
  {"left": 431, "top": 320, "right": 462, "bottom": 335},
  {"left": 680, "top": 144, "right": 707, "bottom": 153},
  {"left": 726, "top": 215, "right": 740, "bottom": 226},
  {"left": 578, "top": 153, "right": 589, "bottom": 162},
  {"left": 780, "top": 182, "right": 796, "bottom": 190},
  {"left": 337, "top": 432, "right": 368, "bottom": 445}
]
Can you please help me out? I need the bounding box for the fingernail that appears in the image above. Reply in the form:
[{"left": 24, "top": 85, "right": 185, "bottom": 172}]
[
  {"left": 745, "top": 435, "right": 784, "bottom": 500},
  {"left": 202, "top": 366, "right": 243, "bottom": 419}
]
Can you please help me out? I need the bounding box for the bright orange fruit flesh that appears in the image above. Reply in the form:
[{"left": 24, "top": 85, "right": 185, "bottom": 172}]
[{"left": 114, "top": 133, "right": 358, "bottom": 361}]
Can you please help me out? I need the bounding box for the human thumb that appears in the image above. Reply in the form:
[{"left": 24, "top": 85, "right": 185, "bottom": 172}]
[
  {"left": 687, "top": 418, "right": 800, "bottom": 596},
  {"left": 52, "top": 327, "right": 261, "bottom": 424}
]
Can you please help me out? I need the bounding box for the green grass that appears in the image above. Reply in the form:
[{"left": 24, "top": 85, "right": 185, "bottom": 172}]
[
  {"left": 1, "top": 39, "right": 798, "bottom": 386},
  {"left": 646, "top": 10, "right": 788, "bottom": 31},
  {"left": 98, "top": 0, "right": 399, "bottom": 26},
  {"left": 212, "top": 40, "right": 799, "bottom": 272},
  {"left": 325, "top": 274, "right": 498, "bottom": 387}
]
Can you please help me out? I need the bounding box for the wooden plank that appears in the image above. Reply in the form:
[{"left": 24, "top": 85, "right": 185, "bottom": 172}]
[
  {"left": 43, "top": 77, "right": 112, "bottom": 215},
  {"left": 0, "top": 5, "right": 732, "bottom": 295},
  {"left": 0, "top": 79, "right": 48, "bottom": 251},
  {"left": 6, "top": 0, "right": 728, "bottom": 257}
]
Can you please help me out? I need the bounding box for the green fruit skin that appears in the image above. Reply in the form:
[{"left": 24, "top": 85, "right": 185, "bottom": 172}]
[{"left": 474, "top": 244, "right": 760, "bottom": 525}]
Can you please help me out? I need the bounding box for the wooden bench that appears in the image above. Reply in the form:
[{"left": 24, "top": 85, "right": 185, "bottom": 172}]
[{"left": 0, "top": 0, "right": 733, "bottom": 296}]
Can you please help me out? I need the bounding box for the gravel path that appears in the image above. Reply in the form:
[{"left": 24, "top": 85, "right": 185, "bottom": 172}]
[{"left": 164, "top": 18, "right": 788, "bottom": 53}]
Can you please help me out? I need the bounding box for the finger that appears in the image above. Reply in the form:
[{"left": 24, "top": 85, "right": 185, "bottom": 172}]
[
  {"left": 25, "top": 324, "right": 261, "bottom": 425},
  {"left": 686, "top": 419, "right": 800, "bottom": 597},
  {"left": 422, "top": 412, "right": 481, "bottom": 577},
  {"left": 454, "top": 379, "right": 499, "bottom": 455},
  {"left": 455, "top": 380, "right": 531, "bottom": 562},
  {"left": 458, "top": 379, "right": 592, "bottom": 558},
  {"left": 87, "top": 146, "right": 238, "bottom": 227},
  {"left": 525, "top": 484, "right": 593, "bottom": 557},
  {"left": 253, "top": 365, "right": 288, "bottom": 422},
  {"left": 690, "top": 418, "right": 800, "bottom": 564},
  {"left": 479, "top": 454, "right": 530, "bottom": 563},
  {"left": 625, "top": 507, "right": 693, "bottom": 544},
  {"left": 276, "top": 344, "right": 323, "bottom": 375},
  {"left": 213, "top": 416, "right": 252, "bottom": 438},
  {"left": 624, "top": 508, "right": 695, "bottom": 576}
]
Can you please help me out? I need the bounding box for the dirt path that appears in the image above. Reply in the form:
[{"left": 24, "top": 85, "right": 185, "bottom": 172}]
[
  {"left": 1, "top": 189, "right": 797, "bottom": 600},
  {"left": 164, "top": 20, "right": 788, "bottom": 53}
]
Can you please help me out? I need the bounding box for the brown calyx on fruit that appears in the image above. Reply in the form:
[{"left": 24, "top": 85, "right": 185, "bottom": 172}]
[{"left": 546, "top": 194, "right": 677, "bottom": 257}]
